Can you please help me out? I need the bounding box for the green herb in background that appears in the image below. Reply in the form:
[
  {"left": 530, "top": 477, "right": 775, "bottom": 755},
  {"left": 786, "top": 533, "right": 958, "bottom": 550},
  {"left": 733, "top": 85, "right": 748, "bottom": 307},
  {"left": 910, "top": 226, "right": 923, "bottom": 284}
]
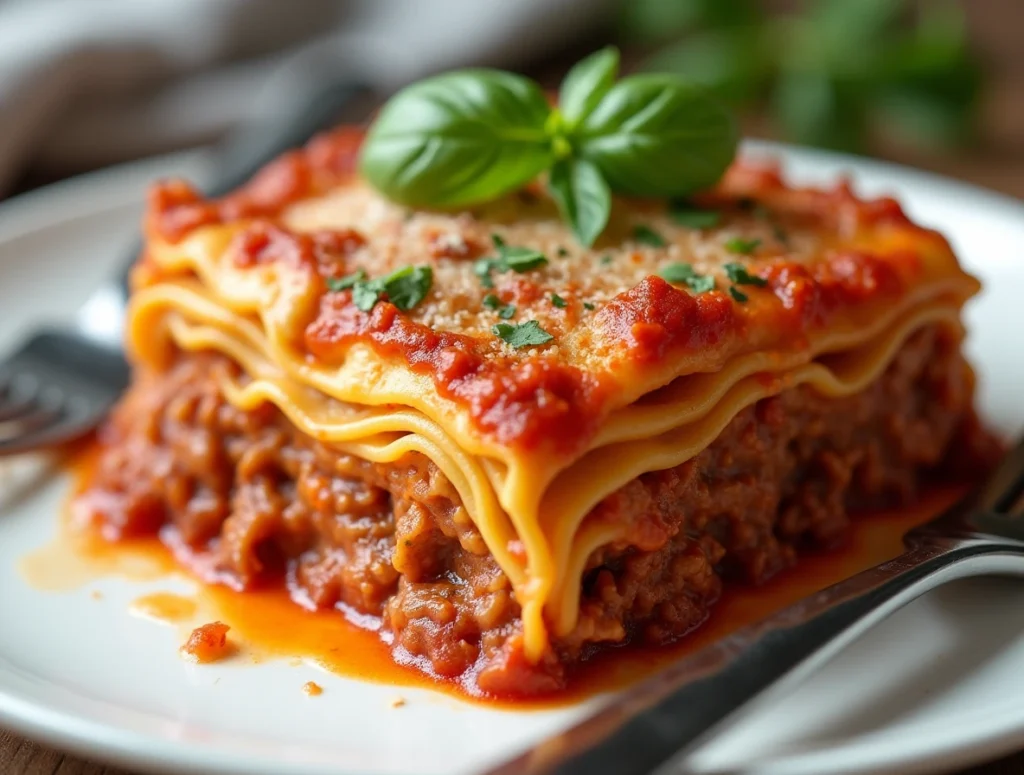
[
  {"left": 621, "top": 0, "right": 981, "bottom": 152},
  {"left": 360, "top": 47, "right": 737, "bottom": 247}
]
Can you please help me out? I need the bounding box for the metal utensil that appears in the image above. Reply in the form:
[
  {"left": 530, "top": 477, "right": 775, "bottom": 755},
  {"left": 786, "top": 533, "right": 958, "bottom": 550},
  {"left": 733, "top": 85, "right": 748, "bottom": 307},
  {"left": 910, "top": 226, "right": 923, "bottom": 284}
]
[
  {"left": 487, "top": 437, "right": 1024, "bottom": 775},
  {"left": 0, "top": 80, "right": 370, "bottom": 457}
]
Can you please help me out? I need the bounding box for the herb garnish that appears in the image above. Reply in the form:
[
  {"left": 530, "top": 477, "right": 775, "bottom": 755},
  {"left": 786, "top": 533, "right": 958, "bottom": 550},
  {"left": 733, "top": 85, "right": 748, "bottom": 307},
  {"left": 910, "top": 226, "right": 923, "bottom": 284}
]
[
  {"left": 729, "top": 286, "right": 749, "bottom": 303},
  {"left": 600, "top": 255, "right": 614, "bottom": 265},
  {"left": 583, "top": 301, "right": 596, "bottom": 311},
  {"left": 475, "top": 235, "right": 549, "bottom": 287},
  {"left": 659, "top": 263, "right": 715, "bottom": 294},
  {"left": 551, "top": 293, "right": 568, "bottom": 308},
  {"left": 669, "top": 202, "right": 721, "bottom": 229},
  {"left": 482, "top": 292, "right": 515, "bottom": 318},
  {"left": 633, "top": 225, "right": 667, "bottom": 247},
  {"left": 326, "top": 269, "right": 367, "bottom": 291},
  {"left": 557, "top": 247, "right": 570, "bottom": 257},
  {"left": 724, "top": 237, "right": 762, "bottom": 255},
  {"left": 329, "top": 266, "right": 433, "bottom": 312},
  {"left": 492, "top": 320, "right": 554, "bottom": 349},
  {"left": 359, "top": 46, "right": 737, "bottom": 247},
  {"left": 724, "top": 262, "right": 767, "bottom": 288}
]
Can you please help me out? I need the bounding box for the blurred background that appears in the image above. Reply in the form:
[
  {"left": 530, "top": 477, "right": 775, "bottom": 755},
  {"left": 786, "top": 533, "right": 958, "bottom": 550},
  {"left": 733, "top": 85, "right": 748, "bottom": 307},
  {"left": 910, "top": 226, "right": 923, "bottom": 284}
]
[{"left": 1, "top": 0, "right": 1021, "bottom": 201}]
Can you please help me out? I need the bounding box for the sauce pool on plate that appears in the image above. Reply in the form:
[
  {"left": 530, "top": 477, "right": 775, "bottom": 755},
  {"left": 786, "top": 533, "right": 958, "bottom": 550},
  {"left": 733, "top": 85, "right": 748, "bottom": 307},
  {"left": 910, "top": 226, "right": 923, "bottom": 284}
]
[{"left": 19, "top": 441, "right": 969, "bottom": 709}]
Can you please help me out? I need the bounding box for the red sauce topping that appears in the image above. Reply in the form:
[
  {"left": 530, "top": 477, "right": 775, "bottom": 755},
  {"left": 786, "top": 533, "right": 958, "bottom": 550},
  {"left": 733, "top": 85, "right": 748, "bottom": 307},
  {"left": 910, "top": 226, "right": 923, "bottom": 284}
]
[
  {"left": 305, "top": 294, "right": 609, "bottom": 452},
  {"left": 230, "top": 223, "right": 365, "bottom": 277},
  {"left": 595, "top": 276, "right": 739, "bottom": 363},
  {"left": 762, "top": 249, "right": 913, "bottom": 327},
  {"left": 149, "top": 128, "right": 363, "bottom": 243}
]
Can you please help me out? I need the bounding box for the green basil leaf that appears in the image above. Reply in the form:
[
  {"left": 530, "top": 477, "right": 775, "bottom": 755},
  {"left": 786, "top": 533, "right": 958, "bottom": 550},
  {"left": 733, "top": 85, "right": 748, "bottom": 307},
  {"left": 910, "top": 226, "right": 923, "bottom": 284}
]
[
  {"left": 577, "top": 74, "right": 738, "bottom": 197},
  {"left": 559, "top": 47, "right": 620, "bottom": 127},
  {"left": 548, "top": 158, "right": 612, "bottom": 248},
  {"left": 359, "top": 70, "right": 555, "bottom": 207}
]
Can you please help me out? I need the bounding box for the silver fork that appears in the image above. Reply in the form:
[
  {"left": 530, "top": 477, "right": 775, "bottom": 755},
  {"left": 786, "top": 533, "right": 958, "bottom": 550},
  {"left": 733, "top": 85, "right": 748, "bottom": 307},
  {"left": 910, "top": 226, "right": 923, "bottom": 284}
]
[
  {"left": 487, "top": 436, "right": 1024, "bottom": 775},
  {"left": 0, "top": 79, "right": 370, "bottom": 457}
]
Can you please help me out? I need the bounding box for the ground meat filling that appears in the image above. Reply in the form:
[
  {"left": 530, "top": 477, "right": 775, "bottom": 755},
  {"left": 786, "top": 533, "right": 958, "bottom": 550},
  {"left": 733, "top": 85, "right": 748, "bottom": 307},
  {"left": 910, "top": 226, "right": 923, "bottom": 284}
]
[{"left": 77, "top": 324, "right": 979, "bottom": 695}]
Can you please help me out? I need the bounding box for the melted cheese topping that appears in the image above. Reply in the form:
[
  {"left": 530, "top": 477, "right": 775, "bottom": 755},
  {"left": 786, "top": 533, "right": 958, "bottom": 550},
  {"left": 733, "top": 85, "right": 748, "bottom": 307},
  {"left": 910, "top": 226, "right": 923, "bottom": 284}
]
[{"left": 131, "top": 140, "right": 980, "bottom": 661}]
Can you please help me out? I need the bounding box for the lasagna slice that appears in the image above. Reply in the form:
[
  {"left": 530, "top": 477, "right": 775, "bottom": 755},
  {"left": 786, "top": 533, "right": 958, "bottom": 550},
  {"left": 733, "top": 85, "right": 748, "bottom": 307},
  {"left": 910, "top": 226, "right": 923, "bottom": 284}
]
[{"left": 77, "top": 127, "right": 992, "bottom": 696}]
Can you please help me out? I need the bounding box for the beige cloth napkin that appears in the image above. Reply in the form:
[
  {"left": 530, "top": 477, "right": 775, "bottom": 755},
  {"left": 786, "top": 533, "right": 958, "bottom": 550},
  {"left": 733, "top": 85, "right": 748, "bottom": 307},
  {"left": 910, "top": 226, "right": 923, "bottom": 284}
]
[{"left": 0, "top": 0, "right": 613, "bottom": 194}]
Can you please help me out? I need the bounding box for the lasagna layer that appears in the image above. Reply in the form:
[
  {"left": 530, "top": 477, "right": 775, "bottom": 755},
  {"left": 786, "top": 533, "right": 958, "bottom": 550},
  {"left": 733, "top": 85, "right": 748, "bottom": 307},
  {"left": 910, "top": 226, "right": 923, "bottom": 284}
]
[
  {"left": 78, "top": 321, "right": 984, "bottom": 695},
  {"left": 77, "top": 128, "right": 990, "bottom": 684}
]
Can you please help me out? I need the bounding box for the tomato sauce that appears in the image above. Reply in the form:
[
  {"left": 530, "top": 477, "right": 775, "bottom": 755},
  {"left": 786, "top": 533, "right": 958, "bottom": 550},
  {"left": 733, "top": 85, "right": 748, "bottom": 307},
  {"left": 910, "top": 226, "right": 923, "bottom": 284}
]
[{"left": 18, "top": 442, "right": 969, "bottom": 710}]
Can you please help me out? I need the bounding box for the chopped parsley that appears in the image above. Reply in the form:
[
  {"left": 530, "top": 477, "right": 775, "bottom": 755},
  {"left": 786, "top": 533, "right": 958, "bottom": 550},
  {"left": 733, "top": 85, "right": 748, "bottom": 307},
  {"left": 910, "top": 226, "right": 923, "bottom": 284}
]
[
  {"left": 384, "top": 265, "right": 435, "bottom": 310},
  {"left": 551, "top": 293, "right": 568, "bottom": 308},
  {"left": 724, "top": 262, "right": 767, "bottom": 287},
  {"left": 557, "top": 246, "right": 570, "bottom": 257},
  {"left": 633, "top": 224, "right": 667, "bottom": 247},
  {"left": 352, "top": 283, "right": 381, "bottom": 311},
  {"left": 330, "top": 265, "right": 433, "bottom": 312},
  {"left": 724, "top": 237, "right": 762, "bottom": 255},
  {"left": 600, "top": 255, "right": 614, "bottom": 265},
  {"left": 729, "top": 286, "right": 749, "bottom": 303},
  {"left": 474, "top": 258, "right": 498, "bottom": 288},
  {"left": 483, "top": 292, "right": 515, "bottom": 318},
  {"left": 492, "top": 320, "right": 554, "bottom": 349},
  {"left": 474, "top": 234, "right": 549, "bottom": 287},
  {"left": 659, "top": 263, "right": 716, "bottom": 294},
  {"left": 752, "top": 203, "right": 789, "bottom": 244},
  {"left": 583, "top": 301, "right": 595, "bottom": 311},
  {"left": 669, "top": 202, "right": 721, "bottom": 229},
  {"left": 325, "top": 269, "right": 367, "bottom": 291}
]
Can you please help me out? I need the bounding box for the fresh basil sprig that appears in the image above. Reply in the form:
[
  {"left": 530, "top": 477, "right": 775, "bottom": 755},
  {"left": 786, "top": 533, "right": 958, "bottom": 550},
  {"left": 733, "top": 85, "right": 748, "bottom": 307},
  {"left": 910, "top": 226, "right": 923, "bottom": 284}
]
[{"left": 359, "top": 47, "right": 737, "bottom": 248}]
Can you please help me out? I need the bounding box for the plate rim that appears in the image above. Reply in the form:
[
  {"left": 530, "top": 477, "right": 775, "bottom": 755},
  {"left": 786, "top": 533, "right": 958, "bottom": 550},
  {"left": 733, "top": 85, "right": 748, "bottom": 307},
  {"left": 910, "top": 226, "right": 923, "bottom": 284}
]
[{"left": 1, "top": 141, "right": 1023, "bottom": 775}]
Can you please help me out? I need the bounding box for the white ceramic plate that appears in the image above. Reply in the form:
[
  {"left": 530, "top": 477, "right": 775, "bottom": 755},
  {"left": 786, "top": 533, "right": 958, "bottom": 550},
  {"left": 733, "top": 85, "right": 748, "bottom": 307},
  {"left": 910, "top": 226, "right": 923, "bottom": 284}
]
[{"left": 1, "top": 144, "right": 1023, "bottom": 775}]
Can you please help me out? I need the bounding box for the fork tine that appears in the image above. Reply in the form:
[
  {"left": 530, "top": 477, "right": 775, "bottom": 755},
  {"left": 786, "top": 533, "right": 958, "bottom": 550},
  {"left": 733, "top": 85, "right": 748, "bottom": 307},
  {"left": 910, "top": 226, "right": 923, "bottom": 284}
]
[
  {"left": 0, "top": 405, "right": 63, "bottom": 441},
  {"left": 0, "top": 417, "right": 94, "bottom": 457},
  {"left": 0, "top": 396, "right": 38, "bottom": 422},
  {"left": 972, "top": 435, "right": 1024, "bottom": 514}
]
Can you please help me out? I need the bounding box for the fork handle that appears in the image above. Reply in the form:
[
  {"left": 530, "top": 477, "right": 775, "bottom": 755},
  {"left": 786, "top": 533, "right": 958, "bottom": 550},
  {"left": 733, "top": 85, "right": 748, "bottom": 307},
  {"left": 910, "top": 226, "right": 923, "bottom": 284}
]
[
  {"left": 492, "top": 538, "right": 1024, "bottom": 775},
  {"left": 115, "top": 79, "right": 370, "bottom": 296}
]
